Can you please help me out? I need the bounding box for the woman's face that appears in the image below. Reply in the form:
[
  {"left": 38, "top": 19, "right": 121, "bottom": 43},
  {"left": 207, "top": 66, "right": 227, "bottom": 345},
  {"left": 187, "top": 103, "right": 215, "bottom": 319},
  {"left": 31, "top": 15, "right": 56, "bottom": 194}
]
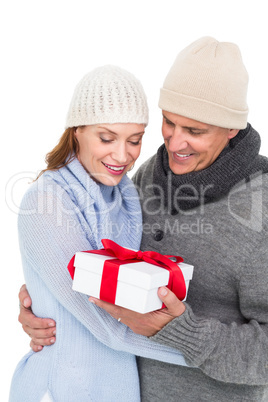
[{"left": 75, "top": 123, "right": 145, "bottom": 186}]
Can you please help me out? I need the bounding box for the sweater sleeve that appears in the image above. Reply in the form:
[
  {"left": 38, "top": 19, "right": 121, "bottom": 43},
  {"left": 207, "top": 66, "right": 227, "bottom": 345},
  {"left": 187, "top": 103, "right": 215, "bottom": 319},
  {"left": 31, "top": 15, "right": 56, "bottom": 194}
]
[
  {"left": 19, "top": 183, "right": 187, "bottom": 366},
  {"left": 150, "top": 236, "right": 268, "bottom": 385}
]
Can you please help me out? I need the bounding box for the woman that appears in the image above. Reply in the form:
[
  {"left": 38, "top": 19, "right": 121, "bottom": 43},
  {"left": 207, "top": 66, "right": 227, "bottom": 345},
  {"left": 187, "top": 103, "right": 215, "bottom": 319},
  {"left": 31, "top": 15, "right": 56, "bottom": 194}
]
[{"left": 9, "top": 65, "right": 186, "bottom": 402}]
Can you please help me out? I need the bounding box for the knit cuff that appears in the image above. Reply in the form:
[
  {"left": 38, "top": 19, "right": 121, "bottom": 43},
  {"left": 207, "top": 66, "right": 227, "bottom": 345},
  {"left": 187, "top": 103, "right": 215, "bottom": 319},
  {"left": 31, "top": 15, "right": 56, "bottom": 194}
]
[{"left": 150, "top": 304, "right": 220, "bottom": 366}]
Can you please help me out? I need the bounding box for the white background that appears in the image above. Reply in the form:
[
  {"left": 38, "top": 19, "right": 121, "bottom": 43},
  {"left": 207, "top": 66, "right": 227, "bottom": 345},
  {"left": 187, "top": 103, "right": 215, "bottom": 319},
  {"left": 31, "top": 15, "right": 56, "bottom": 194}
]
[{"left": 1, "top": 0, "right": 268, "bottom": 399}]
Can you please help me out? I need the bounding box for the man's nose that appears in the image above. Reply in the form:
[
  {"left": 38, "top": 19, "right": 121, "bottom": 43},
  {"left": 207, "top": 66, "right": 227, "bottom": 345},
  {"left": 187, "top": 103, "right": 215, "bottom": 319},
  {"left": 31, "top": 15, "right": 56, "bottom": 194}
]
[{"left": 167, "top": 128, "right": 188, "bottom": 152}]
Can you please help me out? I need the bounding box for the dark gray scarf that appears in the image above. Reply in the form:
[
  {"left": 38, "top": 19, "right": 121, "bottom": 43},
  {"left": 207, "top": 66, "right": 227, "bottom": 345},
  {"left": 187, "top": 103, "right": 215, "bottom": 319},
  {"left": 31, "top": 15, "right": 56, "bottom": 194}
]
[{"left": 153, "top": 124, "right": 268, "bottom": 214}]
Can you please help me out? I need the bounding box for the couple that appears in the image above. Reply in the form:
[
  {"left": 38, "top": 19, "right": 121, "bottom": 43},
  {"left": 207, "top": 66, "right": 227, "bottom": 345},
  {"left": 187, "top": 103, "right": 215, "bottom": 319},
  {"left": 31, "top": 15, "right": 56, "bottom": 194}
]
[{"left": 11, "top": 37, "right": 268, "bottom": 401}]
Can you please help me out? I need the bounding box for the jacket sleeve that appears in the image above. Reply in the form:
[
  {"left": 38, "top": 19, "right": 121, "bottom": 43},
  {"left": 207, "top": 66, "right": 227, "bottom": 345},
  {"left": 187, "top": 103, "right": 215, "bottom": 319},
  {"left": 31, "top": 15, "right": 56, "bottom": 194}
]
[
  {"left": 150, "top": 236, "right": 268, "bottom": 385},
  {"left": 18, "top": 183, "right": 187, "bottom": 366}
]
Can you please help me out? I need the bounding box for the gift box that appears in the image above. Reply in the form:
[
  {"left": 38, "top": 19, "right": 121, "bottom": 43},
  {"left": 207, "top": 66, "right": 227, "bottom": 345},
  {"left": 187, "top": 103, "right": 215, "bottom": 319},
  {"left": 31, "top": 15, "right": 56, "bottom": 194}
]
[{"left": 68, "top": 239, "right": 194, "bottom": 314}]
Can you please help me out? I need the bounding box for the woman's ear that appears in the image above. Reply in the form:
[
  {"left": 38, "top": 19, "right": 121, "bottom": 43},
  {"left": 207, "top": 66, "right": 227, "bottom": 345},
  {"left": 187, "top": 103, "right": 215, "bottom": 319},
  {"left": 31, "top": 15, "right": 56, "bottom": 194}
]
[{"left": 74, "top": 127, "right": 78, "bottom": 137}]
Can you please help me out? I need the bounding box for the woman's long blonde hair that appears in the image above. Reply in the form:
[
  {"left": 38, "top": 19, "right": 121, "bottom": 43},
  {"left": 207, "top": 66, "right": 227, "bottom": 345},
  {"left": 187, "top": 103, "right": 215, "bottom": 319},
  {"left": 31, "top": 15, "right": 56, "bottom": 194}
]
[{"left": 36, "top": 127, "right": 79, "bottom": 179}]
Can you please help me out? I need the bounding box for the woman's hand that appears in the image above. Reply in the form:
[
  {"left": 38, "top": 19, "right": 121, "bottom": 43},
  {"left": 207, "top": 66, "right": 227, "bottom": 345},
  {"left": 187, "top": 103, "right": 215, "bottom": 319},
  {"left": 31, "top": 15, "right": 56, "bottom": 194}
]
[
  {"left": 89, "top": 286, "right": 185, "bottom": 337},
  {"left": 18, "top": 285, "right": 57, "bottom": 351}
]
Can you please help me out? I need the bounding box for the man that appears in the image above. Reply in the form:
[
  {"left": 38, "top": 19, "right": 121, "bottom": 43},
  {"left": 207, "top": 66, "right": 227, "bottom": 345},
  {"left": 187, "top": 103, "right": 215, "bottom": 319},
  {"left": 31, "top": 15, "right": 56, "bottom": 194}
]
[{"left": 19, "top": 37, "right": 268, "bottom": 401}]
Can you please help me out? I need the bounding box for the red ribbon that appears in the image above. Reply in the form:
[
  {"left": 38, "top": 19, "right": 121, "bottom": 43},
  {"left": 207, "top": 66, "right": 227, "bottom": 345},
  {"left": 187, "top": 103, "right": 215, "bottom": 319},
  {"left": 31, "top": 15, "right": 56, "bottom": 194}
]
[{"left": 68, "top": 239, "right": 186, "bottom": 305}]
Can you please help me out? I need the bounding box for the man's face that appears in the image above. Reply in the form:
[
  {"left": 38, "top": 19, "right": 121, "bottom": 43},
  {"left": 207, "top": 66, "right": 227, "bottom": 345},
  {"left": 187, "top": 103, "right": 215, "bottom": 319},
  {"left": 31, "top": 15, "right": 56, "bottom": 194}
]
[{"left": 162, "top": 111, "right": 239, "bottom": 175}]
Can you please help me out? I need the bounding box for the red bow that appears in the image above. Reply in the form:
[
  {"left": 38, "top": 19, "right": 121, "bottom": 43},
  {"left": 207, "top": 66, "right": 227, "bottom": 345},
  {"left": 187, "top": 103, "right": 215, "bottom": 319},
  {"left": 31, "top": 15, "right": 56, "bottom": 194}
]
[{"left": 68, "top": 239, "right": 186, "bottom": 304}]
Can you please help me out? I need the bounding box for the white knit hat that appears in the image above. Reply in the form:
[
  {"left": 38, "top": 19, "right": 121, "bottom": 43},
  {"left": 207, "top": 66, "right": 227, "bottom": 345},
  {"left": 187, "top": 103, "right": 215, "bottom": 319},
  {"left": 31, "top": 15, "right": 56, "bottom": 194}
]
[
  {"left": 159, "top": 37, "right": 249, "bottom": 129},
  {"left": 66, "top": 65, "right": 149, "bottom": 128}
]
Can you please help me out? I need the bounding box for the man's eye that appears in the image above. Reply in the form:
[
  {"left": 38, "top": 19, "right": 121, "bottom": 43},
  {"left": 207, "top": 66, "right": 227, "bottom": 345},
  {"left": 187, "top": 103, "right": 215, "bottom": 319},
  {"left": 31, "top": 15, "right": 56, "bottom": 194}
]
[
  {"left": 165, "top": 119, "right": 174, "bottom": 126},
  {"left": 189, "top": 130, "right": 202, "bottom": 135}
]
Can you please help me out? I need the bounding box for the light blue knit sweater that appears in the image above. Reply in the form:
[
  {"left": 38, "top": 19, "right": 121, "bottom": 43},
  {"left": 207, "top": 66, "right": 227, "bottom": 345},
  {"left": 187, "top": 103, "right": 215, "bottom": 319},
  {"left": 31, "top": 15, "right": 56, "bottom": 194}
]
[{"left": 9, "top": 158, "right": 186, "bottom": 402}]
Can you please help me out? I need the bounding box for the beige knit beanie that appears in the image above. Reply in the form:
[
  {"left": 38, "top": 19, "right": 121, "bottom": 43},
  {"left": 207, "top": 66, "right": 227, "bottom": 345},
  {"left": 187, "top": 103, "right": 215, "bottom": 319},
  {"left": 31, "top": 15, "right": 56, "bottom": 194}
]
[
  {"left": 66, "top": 65, "right": 149, "bottom": 128},
  {"left": 159, "top": 37, "right": 249, "bottom": 129}
]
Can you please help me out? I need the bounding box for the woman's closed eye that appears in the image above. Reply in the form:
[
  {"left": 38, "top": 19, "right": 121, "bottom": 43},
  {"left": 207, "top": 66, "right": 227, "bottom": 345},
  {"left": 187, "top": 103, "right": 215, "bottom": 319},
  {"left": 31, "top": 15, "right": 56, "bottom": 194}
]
[
  {"left": 129, "top": 139, "right": 142, "bottom": 146},
  {"left": 100, "top": 137, "right": 113, "bottom": 143}
]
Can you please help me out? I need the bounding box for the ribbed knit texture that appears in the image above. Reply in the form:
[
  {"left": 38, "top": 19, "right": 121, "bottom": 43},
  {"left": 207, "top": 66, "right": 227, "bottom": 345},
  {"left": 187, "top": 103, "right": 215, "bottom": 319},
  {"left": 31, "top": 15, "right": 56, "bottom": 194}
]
[
  {"left": 9, "top": 158, "right": 186, "bottom": 402},
  {"left": 159, "top": 36, "right": 249, "bottom": 129},
  {"left": 133, "top": 124, "right": 268, "bottom": 401},
  {"left": 153, "top": 124, "right": 268, "bottom": 213}
]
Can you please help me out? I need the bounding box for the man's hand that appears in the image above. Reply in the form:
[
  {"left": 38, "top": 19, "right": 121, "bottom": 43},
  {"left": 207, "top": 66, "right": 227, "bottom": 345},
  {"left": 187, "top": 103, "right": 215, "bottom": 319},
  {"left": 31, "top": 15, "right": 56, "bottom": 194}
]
[
  {"left": 18, "top": 284, "right": 56, "bottom": 352},
  {"left": 89, "top": 286, "right": 186, "bottom": 337}
]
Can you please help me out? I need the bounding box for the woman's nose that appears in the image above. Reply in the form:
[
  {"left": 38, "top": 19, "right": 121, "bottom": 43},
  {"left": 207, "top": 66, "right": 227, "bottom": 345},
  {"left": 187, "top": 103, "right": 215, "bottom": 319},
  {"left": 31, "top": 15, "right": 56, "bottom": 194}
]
[{"left": 111, "top": 143, "right": 128, "bottom": 163}]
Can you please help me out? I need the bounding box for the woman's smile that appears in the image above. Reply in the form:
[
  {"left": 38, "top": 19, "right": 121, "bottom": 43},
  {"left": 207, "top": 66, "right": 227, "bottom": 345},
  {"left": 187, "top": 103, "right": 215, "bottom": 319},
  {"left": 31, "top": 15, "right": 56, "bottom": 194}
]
[{"left": 102, "top": 162, "right": 128, "bottom": 175}]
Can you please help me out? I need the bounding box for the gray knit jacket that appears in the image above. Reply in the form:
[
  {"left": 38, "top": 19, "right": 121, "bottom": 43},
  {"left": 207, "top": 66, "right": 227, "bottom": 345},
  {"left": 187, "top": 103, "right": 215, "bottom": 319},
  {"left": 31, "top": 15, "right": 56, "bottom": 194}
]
[{"left": 133, "top": 130, "right": 268, "bottom": 401}]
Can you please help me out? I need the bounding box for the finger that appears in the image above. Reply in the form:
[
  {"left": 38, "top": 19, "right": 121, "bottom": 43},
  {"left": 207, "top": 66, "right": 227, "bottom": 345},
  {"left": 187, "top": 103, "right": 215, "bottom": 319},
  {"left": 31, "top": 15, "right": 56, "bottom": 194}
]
[
  {"left": 19, "top": 306, "right": 56, "bottom": 330},
  {"left": 29, "top": 334, "right": 56, "bottom": 347},
  {"left": 19, "top": 284, "right": 32, "bottom": 308},
  {"left": 23, "top": 324, "right": 56, "bottom": 340},
  {"left": 27, "top": 326, "right": 56, "bottom": 348},
  {"left": 30, "top": 340, "right": 43, "bottom": 352},
  {"left": 158, "top": 287, "right": 186, "bottom": 317},
  {"left": 29, "top": 338, "right": 55, "bottom": 352},
  {"left": 89, "top": 297, "right": 128, "bottom": 320}
]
